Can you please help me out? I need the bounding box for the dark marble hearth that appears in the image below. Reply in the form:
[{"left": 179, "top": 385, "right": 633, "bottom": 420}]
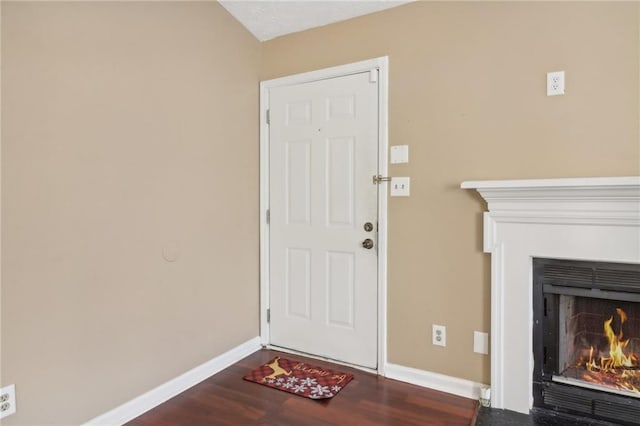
[{"left": 474, "top": 407, "right": 622, "bottom": 426}]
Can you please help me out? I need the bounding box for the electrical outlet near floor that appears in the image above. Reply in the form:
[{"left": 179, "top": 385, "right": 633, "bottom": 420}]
[
  {"left": 0, "top": 384, "right": 16, "bottom": 419},
  {"left": 432, "top": 324, "right": 446, "bottom": 347}
]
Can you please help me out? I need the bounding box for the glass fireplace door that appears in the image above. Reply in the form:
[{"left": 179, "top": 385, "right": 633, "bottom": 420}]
[{"left": 556, "top": 295, "right": 639, "bottom": 397}]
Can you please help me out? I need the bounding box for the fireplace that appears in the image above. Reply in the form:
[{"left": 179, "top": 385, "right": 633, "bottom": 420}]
[
  {"left": 532, "top": 258, "right": 640, "bottom": 424},
  {"left": 460, "top": 176, "right": 640, "bottom": 415}
]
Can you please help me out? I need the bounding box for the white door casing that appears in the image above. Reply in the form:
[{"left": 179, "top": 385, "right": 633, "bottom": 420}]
[{"left": 259, "top": 58, "right": 389, "bottom": 371}]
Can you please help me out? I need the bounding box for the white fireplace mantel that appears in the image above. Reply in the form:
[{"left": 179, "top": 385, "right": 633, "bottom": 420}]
[{"left": 461, "top": 176, "right": 640, "bottom": 413}]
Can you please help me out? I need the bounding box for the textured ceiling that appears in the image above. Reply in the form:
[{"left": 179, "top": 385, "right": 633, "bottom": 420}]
[{"left": 219, "top": 0, "right": 413, "bottom": 42}]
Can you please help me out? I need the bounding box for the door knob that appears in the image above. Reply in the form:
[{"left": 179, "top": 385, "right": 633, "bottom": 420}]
[{"left": 362, "top": 238, "right": 374, "bottom": 249}]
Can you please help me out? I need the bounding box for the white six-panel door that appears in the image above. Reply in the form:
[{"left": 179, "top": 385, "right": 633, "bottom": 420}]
[{"left": 269, "top": 71, "right": 379, "bottom": 368}]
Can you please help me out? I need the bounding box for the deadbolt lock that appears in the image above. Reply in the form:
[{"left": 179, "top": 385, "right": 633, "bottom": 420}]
[
  {"left": 364, "top": 222, "right": 374, "bottom": 232},
  {"left": 362, "top": 239, "right": 374, "bottom": 249}
]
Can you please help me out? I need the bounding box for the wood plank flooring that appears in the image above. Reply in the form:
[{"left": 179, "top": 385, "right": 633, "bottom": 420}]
[{"left": 126, "top": 349, "right": 478, "bottom": 426}]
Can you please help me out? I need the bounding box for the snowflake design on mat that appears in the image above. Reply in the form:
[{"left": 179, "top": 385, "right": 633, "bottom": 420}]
[
  {"left": 331, "top": 385, "right": 342, "bottom": 393},
  {"left": 309, "top": 393, "right": 333, "bottom": 399},
  {"left": 310, "top": 384, "right": 330, "bottom": 397},
  {"left": 287, "top": 377, "right": 299, "bottom": 384},
  {"left": 282, "top": 382, "right": 293, "bottom": 389},
  {"left": 293, "top": 384, "right": 307, "bottom": 393},
  {"left": 300, "top": 377, "right": 317, "bottom": 387},
  {"left": 267, "top": 379, "right": 275, "bottom": 384},
  {"left": 276, "top": 377, "right": 285, "bottom": 384}
]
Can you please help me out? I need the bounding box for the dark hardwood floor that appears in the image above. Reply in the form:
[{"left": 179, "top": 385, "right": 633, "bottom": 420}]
[{"left": 126, "top": 349, "right": 478, "bottom": 425}]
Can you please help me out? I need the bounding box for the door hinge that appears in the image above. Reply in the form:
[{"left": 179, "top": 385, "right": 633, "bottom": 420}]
[
  {"left": 369, "top": 69, "right": 378, "bottom": 83},
  {"left": 266, "top": 109, "right": 270, "bottom": 125},
  {"left": 266, "top": 209, "right": 270, "bottom": 224},
  {"left": 267, "top": 308, "right": 270, "bottom": 323},
  {"left": 373, "top": 174, "right": 392, "bottom": 185}
]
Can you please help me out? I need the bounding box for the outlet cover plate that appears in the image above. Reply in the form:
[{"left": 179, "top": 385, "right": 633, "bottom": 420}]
[
  {"left": 547, "top": 70, "right": 565, "bottom": 96},
  {"left": 0, "top": 384, "right": 16, "bottom": 419},
  {"left": 432, "top": 324, "right": 446, "bottom": 347}
]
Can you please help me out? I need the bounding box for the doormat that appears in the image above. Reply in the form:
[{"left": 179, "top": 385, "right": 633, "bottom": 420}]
[{"left": 243, "top": 357, "right": 354, "bottom": 399}]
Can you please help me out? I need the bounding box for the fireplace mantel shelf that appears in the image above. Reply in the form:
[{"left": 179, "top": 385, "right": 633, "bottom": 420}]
[
  {"left": 461, "top": 176, "right": 640, "bottom": 190},
  {"left": 461, "top": 176, "right": 640, "bottom": 203}
]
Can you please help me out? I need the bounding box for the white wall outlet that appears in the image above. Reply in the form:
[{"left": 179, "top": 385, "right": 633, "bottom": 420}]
[
  {"left": 0, "top": 384, "right": 16, "bottom": 419},
  {"left": 432, "top": 324, "right": 446, "bottom": 347},
  {"left": 474, "top": 331, "right": 489, "bottom": 355},
  {"left": 390, "top": 145, "right": 409, "bottom": 164},
  {"left": 390, "top": 177, "right": 410, "bottom": 197},
  {"left": 547, "top": 70, "right": 565, "bottom": 96}
]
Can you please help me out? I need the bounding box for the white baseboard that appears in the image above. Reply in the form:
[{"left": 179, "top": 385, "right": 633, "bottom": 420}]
[
  {"left": 384, "top": 362, "right": 488, "bottom": 400},
  {"left": 84, "top": 336, "right": 262, "bottom": 426}
]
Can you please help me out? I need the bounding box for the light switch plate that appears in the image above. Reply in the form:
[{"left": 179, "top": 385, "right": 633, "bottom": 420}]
[
  {"left": 390, "top": 145, "right": 409, "bottom": 164},
  {"left": 390, "top": 177, "right": 410, "bottom": 197}
]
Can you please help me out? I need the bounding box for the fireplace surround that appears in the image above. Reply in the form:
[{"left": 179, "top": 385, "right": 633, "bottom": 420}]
[{"left": 461, "top": 177, "right": 640, "bottom": 416}]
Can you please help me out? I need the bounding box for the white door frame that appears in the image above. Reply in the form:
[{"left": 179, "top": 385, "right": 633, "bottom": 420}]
[{"left": 259, "top": 57, "right": 389, "bottom": 374}]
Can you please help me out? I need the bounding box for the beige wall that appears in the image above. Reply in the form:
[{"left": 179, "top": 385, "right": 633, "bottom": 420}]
[
  {"left": 1, "top": 2, "right": 260, "bottom": 425},
  {"left": 262, "top": 1, "right": 640, "bottom": 385}
]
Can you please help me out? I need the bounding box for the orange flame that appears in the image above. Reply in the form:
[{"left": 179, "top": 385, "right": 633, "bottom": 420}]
[{"left": 583, "top": 308, "right": 639, "bottom": 395}]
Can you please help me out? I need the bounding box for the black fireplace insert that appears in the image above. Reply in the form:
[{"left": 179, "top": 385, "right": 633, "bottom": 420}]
[{"left": 532, "top": 258, "right": 640, "bottom": 425}]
